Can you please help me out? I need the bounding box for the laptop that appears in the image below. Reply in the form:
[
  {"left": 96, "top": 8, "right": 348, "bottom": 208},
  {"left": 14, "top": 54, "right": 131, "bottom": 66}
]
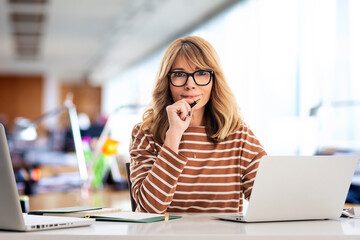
[
  {"left": 0, "top": 123, "right": 95, "bottom": 231},
  {"left": 220, "top": 155, "right": 358, "bottom": 223}
]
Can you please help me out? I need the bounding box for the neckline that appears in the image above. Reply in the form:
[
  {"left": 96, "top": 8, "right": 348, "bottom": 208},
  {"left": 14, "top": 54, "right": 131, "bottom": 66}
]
[
  {"left": 185, "top": 126, "right": 206, "bottom": 132},
  {"left": 187, "top": 125, "right": 205, "bottom": 128}
]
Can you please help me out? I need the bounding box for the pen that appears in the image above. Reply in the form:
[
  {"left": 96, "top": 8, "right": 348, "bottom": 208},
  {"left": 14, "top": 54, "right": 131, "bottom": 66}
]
[
  {"left": 182, "top": 99, "right": 200, "bottom": 121},
  {"left": 190, "top": 98, "right": 200, "bottom": 108}
]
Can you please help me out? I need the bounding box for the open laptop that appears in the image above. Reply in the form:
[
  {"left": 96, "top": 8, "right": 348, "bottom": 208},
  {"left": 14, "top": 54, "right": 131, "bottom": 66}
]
[
  {"left": 220, "top": 155, "right": 358, "bottom": 223},
  {"left": 0, "top": 123, "right": 95, "bottom": 231}
]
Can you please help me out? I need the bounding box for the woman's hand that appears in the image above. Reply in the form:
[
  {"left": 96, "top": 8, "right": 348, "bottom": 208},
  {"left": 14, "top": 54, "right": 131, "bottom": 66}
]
[
  {"left": 166, "top": 99, "right": 193, "bottom": 132},
  {"left": 164, "top": 99, "right": 193, "bottom": 153}
]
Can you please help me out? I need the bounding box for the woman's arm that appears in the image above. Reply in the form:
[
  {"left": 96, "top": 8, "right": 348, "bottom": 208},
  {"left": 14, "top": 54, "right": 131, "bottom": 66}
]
[
  {"left": 239, "top": 126, "right": 267, "bottom": 200},
  {"left": 129, "top": 99, "right": 196, "bottom": 213},
  {"left": 129, "top": 124, "right": 188, "bottom": 213}
]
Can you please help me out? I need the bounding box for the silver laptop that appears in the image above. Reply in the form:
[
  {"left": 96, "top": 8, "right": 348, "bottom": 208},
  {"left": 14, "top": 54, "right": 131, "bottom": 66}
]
[
  {"left": 0, "top": 123, "right": 95, "bottom": 231},
  {"left": 220, "top": 155, "right": 358, "bottom": 222}
]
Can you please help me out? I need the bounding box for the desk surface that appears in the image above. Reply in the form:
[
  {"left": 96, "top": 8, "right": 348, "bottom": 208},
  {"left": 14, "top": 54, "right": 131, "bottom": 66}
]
[{"left": 1, "top": 214, "right": 360, "bottom": 240}]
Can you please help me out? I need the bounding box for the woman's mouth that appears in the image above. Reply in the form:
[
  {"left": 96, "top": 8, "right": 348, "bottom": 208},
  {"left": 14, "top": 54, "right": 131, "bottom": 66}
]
[{"left": 181, "top": 95, "right": 200, "bottom": 99}]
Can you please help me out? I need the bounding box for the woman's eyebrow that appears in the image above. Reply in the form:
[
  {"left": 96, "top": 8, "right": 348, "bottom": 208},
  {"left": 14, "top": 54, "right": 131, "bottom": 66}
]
[
  {"left": 171, "top": 67, "right": 201, "bottom": 71},
  {"left": 171, "top": 68, "right": 185, "bottom": 71}
]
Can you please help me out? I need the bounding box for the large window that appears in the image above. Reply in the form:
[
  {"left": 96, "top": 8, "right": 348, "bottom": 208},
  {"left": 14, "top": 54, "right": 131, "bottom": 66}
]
[{"left": 104, "top": 0, "right": 359, "bottom": 156}]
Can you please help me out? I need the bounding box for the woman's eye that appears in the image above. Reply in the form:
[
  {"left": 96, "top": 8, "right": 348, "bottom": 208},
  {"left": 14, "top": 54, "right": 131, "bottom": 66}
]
[{"left": 174, "top": 72, "right": 185, "bottom": 77}]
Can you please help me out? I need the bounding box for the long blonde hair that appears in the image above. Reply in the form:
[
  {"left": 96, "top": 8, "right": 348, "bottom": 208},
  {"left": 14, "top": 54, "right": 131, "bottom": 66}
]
[{"left": 142, "top": 36, "right": 243, "bottom": 143}]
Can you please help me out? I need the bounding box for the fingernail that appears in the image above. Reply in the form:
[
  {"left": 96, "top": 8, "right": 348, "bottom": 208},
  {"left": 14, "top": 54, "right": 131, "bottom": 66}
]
[{"left": 188, "top": 111, "right": 191, "bottom": 116}]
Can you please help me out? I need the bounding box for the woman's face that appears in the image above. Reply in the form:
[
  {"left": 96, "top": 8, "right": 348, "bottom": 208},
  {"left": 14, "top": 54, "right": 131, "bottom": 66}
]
[{"left": 169, "top": 54, "right": 213, "bottom": 111}]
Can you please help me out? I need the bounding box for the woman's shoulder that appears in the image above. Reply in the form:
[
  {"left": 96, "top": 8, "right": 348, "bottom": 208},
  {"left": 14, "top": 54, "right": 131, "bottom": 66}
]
[
  {"left": 231, "top": 123, "right": 259, "bottom": 140},
  {"left": 234, "top": 123, "right": 251, "bottom": 132},
  {"left": 131, "top": 122, "right": 152, "bottom": 137},
  {"left": 230, "top": 124, "right": 266, "bottom": 153},
  {"left": 132, "top": 122, "right": 142, "bottom": 130}
]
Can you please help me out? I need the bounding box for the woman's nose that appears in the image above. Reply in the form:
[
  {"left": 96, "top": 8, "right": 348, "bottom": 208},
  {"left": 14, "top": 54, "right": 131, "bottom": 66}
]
[{"left": 185, "top": 75, "right": 196, "bottom": 89}]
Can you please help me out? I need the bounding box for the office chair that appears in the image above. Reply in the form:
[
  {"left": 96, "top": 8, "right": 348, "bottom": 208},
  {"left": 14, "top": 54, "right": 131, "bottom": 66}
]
[{"left": 125, "top": 162, "right": 137, "bottom": 212}]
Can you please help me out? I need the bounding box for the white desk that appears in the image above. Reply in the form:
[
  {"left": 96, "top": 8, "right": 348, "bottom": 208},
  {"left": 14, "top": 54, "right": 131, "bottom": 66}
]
[{"left": 1, "top": 214, "right": 360, "bottom": 240}]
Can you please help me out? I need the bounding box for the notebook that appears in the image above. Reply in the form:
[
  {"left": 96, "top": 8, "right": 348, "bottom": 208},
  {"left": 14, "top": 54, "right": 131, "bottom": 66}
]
[
  {"left": 28, "top": 206, "right": 182, "bottom": 223},
  {"left": 219, "top": 155, "right": 358, "bottom": 223},
  {"left": 0, "top": 123, "right": 95, "bottom": 231}
]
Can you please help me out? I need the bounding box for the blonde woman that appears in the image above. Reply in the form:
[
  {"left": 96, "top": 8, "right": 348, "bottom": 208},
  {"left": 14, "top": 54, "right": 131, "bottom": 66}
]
[{"left": 129, "top": 36, "right": 267, "bottom": 213}]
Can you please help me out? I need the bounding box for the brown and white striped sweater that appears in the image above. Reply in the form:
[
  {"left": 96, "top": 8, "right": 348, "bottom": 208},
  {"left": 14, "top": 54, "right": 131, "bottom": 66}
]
[{"left": 129, "top": 123, "right": 267, "bottom": 213}]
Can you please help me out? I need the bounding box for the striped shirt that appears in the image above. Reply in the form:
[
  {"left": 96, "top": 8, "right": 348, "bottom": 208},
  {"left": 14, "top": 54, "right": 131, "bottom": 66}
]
[{"left": 129, "top": 123, "right": 267, "bottom": 213}]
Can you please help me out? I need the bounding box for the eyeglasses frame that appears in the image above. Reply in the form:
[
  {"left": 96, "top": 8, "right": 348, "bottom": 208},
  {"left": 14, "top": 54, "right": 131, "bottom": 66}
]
[{"left": 167, "top": 70, "right": 214, "bottom": 87}]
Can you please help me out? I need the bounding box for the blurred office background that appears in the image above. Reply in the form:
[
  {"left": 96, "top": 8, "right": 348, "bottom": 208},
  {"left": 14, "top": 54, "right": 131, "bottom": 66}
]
[{"left": 1, "top": 0, "right": 360, "bottom": 206}]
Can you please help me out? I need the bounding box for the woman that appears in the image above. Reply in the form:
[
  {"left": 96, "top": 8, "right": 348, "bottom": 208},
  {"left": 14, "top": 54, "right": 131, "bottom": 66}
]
[{"left": 129, "top": 36, "right": 266, "bottom": 213}]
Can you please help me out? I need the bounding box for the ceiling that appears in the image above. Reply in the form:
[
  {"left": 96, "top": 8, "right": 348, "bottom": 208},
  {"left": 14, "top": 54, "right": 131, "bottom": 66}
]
[{"left": 0, "top": 0, "right": 240, "bottom": 85}]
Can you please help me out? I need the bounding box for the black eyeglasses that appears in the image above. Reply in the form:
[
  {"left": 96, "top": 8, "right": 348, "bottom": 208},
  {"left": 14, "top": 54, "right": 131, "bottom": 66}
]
[{"left": 167, "top": 70, "right": 213, "bottom": 87}]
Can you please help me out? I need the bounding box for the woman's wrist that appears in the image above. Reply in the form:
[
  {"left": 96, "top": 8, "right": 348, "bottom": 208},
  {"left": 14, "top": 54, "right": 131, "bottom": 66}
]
[{"left": 164, "top": 128, "right": 183, "bottom": 154}]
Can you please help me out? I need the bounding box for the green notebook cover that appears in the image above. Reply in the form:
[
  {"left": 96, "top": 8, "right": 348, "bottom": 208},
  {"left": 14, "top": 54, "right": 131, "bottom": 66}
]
[{"left": 95, "top": 215, "right": 182, "bottom": 223}]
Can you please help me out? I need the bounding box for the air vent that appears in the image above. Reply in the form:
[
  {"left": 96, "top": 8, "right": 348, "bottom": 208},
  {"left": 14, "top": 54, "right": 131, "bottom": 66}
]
[
  {"left": 8, "top": 0, "right": 47, "bottom": 59},
  {"left": 11, "top": 13, "right": 45, "bottom": 23},
  {"left": 16, "top": 46, "right": 39, "bottom": 55}
]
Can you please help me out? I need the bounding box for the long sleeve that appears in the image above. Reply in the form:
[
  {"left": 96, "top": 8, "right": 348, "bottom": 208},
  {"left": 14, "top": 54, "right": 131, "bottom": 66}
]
[
  {"left": 239, "top": 126, "right": 267, "bottom": 200},
  {"left": 129, "top": 124, "right": 188, "bottom": 213}
]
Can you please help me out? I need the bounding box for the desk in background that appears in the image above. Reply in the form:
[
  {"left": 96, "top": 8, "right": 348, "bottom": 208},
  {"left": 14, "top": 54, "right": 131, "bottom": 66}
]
[{"left": 1, "top": 213, "right": 360, "bottom": 240}]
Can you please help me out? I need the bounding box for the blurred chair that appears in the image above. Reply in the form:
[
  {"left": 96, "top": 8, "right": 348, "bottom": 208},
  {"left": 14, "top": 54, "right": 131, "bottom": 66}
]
[{"left": 125, "top": 162, "right": 137, "bottom": 212}]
